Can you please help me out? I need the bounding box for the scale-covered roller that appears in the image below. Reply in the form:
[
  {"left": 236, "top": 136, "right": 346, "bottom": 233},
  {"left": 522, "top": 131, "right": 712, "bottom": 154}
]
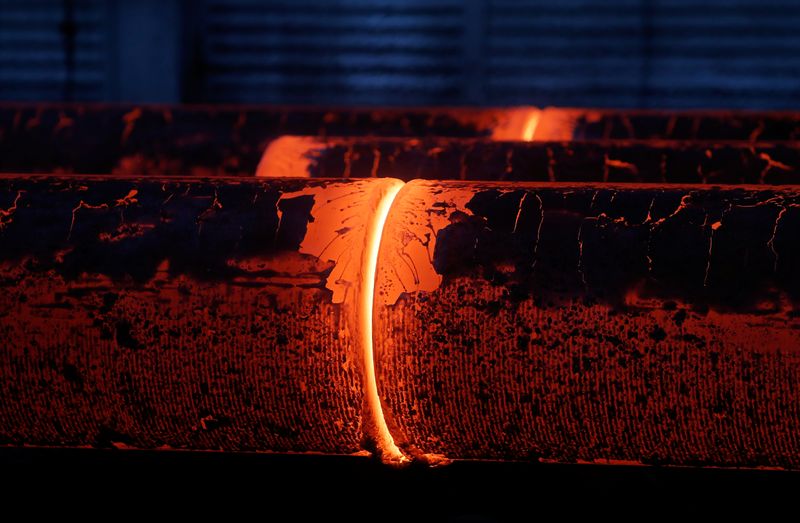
[
  {"left": 0, "top": 175, "right": 402, "bottom": 457},
  {"left": 373, "top": 181, "right": 800, "bottom": 468},
  {"left": 258, "top": 137, "right": 800, "bottom": 184},
  {"left": 3, "top": 176, "right": 800, "bottom": 469}
]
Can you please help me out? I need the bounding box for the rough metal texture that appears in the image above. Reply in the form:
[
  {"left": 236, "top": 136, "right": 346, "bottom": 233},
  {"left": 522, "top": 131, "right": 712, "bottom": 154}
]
[
  {"left": 374, "top": 181, "right": 800, "bottom": 468},
  {"left": 269, "top": 137, "right": 800, "bottom": 184},
  {"left": 5, "top": 104, "right": 800, "bottom": 178},
  {"left": 533, "top": 108, "right": 800, "bottom": 141},
  {"left": 0, "top": 104, "right": 515, "bottom": 176},
  {"left": 0, "top": 175, "right": 394, "bottom": 453}
]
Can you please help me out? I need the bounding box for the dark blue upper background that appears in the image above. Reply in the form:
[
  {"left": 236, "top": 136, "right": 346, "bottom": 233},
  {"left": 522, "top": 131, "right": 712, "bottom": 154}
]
[{"left": 1, "top": 0, "right": 798, "bottom": 108}]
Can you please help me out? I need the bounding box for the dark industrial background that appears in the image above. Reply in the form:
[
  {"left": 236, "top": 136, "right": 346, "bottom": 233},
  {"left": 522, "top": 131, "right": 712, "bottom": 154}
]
[
  {"left": 3, "top": 1, "right": 800, "bottom": 520},
  {"left": 2, "top": 0, "right": 800, "bottom": 108}
]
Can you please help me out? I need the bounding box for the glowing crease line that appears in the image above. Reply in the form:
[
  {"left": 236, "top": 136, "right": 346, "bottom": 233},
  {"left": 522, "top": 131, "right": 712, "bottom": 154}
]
[{"left": 360, "top": 180, "right": 407, "bottom": 463}]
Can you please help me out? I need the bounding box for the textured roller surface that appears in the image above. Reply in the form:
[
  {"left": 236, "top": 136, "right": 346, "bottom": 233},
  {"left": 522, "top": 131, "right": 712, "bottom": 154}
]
[
  {"left": 0, "top": 175, "right": 400, "bottom": 453},
  {"left": 530, "top": 108, "right": 800, "bottom": 142},
  {"left": 374, "top": 181, "right": 800, "bottom": 468},
  {"left": 0, "top": 104, "right": 532, "bottom": 176},
  {"left": 6, "top": 104, "right": 800, "bottom": 178},
  {"left": 260, "top": 137, "right": 800, "bottom": 184}
]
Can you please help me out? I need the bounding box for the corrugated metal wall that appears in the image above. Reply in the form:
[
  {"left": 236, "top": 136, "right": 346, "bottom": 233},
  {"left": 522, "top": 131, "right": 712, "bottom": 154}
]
[
  {"left": 643, "top": 0, "right": 800, "bottom": 108},
  {"left": 202, "top": 0, "right": 469, "bottom": 105},
  {"left": 0, "top": 0, "right": 109, "bottom": 101},
  {"left": 1, "top": 0, "right": 799, "bottom": 108},
  {"left": 485, "top": 0, "right": 800, "bottom": 108},
  {"left": 486, "top": 0, "right": 646, "bottom": 108}
]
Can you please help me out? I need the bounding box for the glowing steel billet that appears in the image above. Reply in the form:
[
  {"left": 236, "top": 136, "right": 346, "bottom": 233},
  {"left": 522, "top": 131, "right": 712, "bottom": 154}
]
[
  {"left": 0, "top": 105, "right": 544, "bottom": 178},
  {"left": 3, "top": 176, "right": 800, "bottom": 470},
  {"left": 0, "top": 176, "right": 401, "bottom": 455},
  {"left": 257, "top": 137, "right": 800, "bottom": 184},
  {"left": 374, "top": 181, "right": 800, "bottom": 468},
  {"left": 7, "top": 105, "right": 800, "bottom": 179}
]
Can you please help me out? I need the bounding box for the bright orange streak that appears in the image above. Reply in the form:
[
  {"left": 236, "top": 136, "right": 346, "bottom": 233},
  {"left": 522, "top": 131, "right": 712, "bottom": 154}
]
[
  {"left": 490, "top": 107, "right": 541, "bottom": 141},
  {"left": 521, "top": 111, "right": 540, "bottom": 141},
  {"left": 360, "top": 179, "right": 407, "bottom": 464},
  {"left": 255, "top": 136, "right": 320, "bottom": 178}
]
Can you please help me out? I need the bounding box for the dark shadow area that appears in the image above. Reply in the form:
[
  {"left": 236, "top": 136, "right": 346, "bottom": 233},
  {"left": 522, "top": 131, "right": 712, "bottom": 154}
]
[{"left": 1, "top": 447, "right": 798, "bottom": 521}]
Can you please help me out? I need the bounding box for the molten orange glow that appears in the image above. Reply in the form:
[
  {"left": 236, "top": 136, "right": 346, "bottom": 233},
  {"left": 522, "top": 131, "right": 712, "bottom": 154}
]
[
  {"left": 532, "top": 107, "right": 586, "bottom": 140},
  {"left": 490, "top": 107, "right": 541, "bottom": 141},
  {"left": 255, "top": 136, "right": 321, "bottom": 178},
  {"left": 521, "top": 112, "right": 540, "bottom": 141},
  {"left": 359, "top": 179, "right": 407, "bottom": 464}
]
